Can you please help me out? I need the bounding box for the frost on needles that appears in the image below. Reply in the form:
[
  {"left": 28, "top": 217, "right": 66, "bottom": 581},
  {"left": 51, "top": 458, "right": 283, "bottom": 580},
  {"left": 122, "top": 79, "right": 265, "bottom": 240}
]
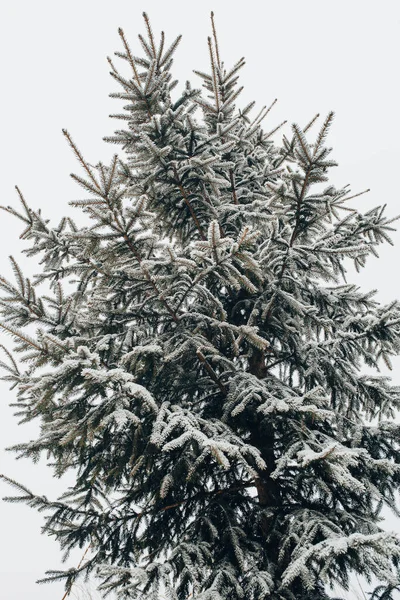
[{"left": 1, "top": 12, "right": 400, "bottom": 600}]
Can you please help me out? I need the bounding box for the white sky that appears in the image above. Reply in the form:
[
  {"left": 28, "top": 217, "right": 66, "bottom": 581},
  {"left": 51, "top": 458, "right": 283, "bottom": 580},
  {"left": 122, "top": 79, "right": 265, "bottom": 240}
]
[{"left": 0, "top": 1, "right": 400, "bottom": 599}]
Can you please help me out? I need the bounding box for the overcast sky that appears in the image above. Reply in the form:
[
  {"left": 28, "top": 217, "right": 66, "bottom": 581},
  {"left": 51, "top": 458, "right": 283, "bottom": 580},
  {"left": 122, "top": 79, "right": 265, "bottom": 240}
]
[{"left": 1, "top": 1, "right": 400, "bottom": 599}]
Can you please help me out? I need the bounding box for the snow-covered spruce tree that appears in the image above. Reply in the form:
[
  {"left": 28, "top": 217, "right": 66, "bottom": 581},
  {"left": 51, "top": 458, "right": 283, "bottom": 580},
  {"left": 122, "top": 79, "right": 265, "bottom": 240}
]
[{"left": 1, "top": 12, "right": 400, "bottom": 600}]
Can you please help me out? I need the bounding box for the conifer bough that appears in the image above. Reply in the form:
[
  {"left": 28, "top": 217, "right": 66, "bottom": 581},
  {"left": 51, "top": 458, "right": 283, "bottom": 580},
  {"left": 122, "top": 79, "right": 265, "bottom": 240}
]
[{"left": 1, "top": 12, "right": 400, "bottom": 600}]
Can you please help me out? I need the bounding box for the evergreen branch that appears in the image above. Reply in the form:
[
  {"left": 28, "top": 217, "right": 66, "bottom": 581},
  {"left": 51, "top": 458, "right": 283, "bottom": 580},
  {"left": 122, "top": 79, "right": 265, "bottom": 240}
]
[
  {"left": 138, "top": 33, "right": 153, "bottom": 60},
  {"left": 292, "top": 123, "right": 313, "bottom": 164},
  {"left": 107, "top": 55, "right": 118, "bottom": 74},
  {"left": 9, "top": 256, "right": 25, "bottom": 297},
  {"left": 118, "top": 27, "right": 142, "bottom": 87},
  {"left": 0, "top": 343, "right": 20, "bottom": 374},
  {"left": 156, "top": 30, "right": 165, "bottom": 70},
  {"left": 42, "top": 333, "right": 69, "bottom": 354},
  {"left": 0, "top": 186, "right": 32, "bottom": 233},
  {"left": 221, "top": 85, "right": 244, "bottom": 112},
  {"left": 304, "top": 112, "right": 321, "bottom": 132},
  {"left": 62, "top": 130, "right": 101, "bottom": 191},
  {"left": 69, "top": 173, "right": 104, "bottom": 198},
  {"left": 222, "top": 57, "right": 246, "bottom": 86},
  {"left": 193, "top": 97, "right": 218, "bottom": 115},
  {"left": 14, "top": 185, "right": 31, "bottom": 219},
  {"left": 264, "top": 120, "right": 288, "bottom": 140},
  {"left": 210, "top": 12, "right": 221, "bottom": 69},
  {"left": 250, "top": 98, "right": 278, "bottom": 128},
  {"left": 106, "top": 154, "right": 119, "bottom": 195},
  {"left": 144, "top": 56, "right": 157, "bottom": 95},
  {"left": 159, "top": 34, "right": 182, "bottom": 67},
  {"left": 142, "top": 12, "right": 157, "bottom": 59},
  {"left": 313, "top": 111, "right": 335, "bottom": 157},
  {"left": 207, "top": 36, "right": 221, "bottom": 112},
  {"left": 0, "top": 321, "right": 44, "bottom": 353},
  {"left": 340, "top": 188, "right": 371, "bottom": 203}
]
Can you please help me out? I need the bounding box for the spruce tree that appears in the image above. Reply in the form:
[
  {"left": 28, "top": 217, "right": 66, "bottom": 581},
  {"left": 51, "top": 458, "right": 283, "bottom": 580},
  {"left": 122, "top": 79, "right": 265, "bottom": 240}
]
[{"left": 1, "top": 12, "right": 400, "bottom": 600}]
